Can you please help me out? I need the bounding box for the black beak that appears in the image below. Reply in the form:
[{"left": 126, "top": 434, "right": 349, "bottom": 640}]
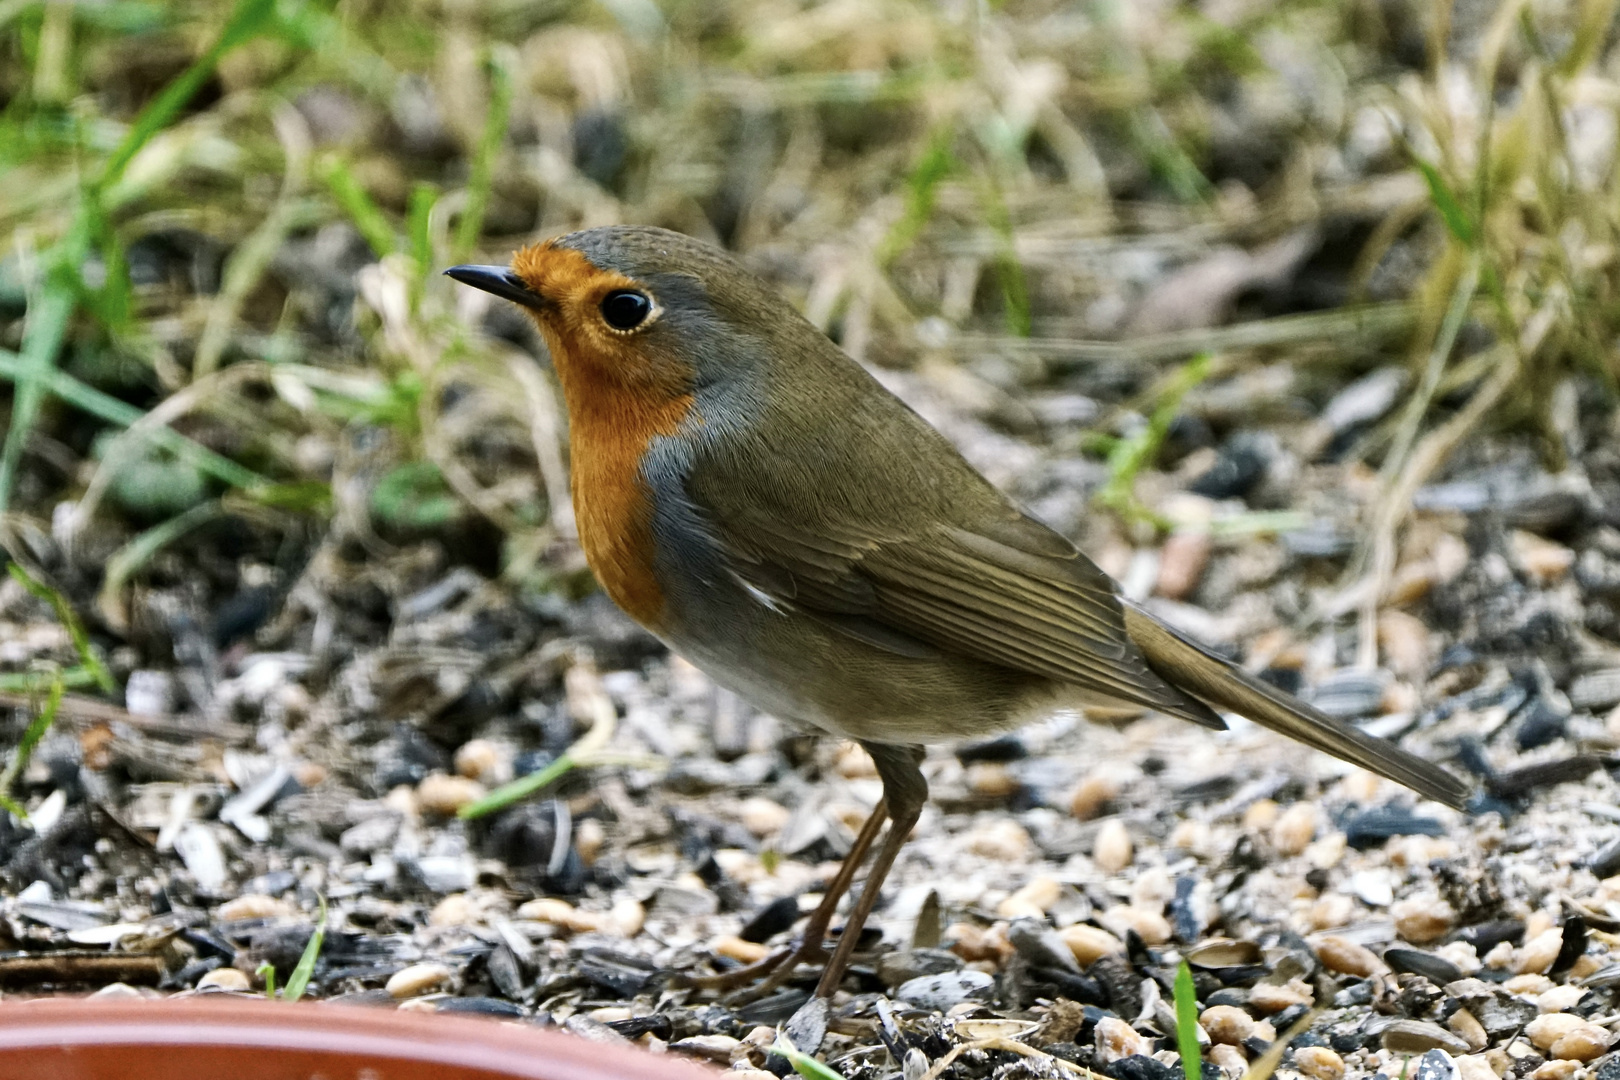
[{"left": 443, "top": 264, "right": 543, "bottom": 309}]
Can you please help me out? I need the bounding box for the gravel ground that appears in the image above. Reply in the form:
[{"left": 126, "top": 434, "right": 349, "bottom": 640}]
[
  {"left": 4, "top": 2, "right": 1620, "bottom": 1079},
  {"left": 5, "top": 361, "right": 1620, "bottom": 1080}
]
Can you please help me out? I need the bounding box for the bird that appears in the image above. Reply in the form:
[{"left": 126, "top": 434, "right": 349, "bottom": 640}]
[{"left": 446, "top": 225, "right": 1469, "bottom": 1005}]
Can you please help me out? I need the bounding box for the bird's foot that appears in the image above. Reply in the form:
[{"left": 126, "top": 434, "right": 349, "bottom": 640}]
[
  {"left": 675, "top": 945, "right": 796, "bottom": 992},
  {"left": 722, "top": 937, "right": 831, "bottom": 1005},
  {"left": 674, "top": 935, "right": 833, "bottom": 1002}
]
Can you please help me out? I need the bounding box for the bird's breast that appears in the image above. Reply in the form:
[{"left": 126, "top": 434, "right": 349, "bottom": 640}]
[{"left": 564, "top": 387, "right": 695, "bottom": 632}]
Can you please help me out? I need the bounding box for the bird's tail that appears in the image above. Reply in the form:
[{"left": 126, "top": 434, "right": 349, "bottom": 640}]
[{"left": 1122, "top": 605, "right": 1470, "bottom": 810}]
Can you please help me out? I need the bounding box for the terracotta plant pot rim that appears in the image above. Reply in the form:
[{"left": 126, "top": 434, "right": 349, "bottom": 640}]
[{"left": 0, "top": 995, "right": 722, "bottom": 1080}]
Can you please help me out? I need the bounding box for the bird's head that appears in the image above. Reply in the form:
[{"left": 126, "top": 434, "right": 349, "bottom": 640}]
[{"left": 446, "top": 225, "right": 790, "bottom": 412}]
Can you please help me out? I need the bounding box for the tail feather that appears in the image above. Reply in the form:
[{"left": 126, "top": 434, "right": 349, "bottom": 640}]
[{"left": 1123, "top": 605, "right": 1470, "bottom": 811}]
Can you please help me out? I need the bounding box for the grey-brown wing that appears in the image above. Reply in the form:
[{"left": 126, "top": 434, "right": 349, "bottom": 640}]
[{"left": 708, "top": 503, "right": 1225, "bottom": 729}]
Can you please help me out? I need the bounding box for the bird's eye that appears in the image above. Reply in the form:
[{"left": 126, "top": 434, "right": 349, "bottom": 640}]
[{"left": 600, "top": 290, "right": 652, "bottom": 331}]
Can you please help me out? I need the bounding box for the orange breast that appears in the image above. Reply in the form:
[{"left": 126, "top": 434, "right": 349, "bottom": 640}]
[{"left": 565, "top": 386, "right": 692, "bottom": 630}]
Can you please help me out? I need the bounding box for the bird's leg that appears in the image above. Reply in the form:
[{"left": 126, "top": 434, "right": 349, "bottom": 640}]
[
  {"left": 685, "top": 795, "right": 888, "bottom": 996},
  {"left": 814, "top": 742, "right": 926, "bottom": 998}
]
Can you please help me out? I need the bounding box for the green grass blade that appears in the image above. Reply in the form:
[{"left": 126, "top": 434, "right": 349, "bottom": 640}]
[
  {"left": 771, "top": 1034, "right": 845, "bottom": 1080},
  {"left": 0, "top": 279, "right": 75, "bottom": 513},
  {"left": 98, "top": 0, "right": 278, "bottom": 189},
  {"left": 322, "top": 156, "right": 398, "bottom": 259},
  {"left": 452, "top": 46, "right": 514, "bottom": 264},
  {"left": 0, "top": 672, "right": 64, "bottom": 822},
  {"left": 407, "top": 182, "right": 438, "bottom": 275},
  {"left": 1096, "top": 353, "right": 1213, "bottom": 526},
  {"left": 6, "top": 564, "right": 115, "bottom": 695},
  {"left": 1412, "top": 157, "right": 1476, "bottom": 245},
  {"left": 257, "top": 961, "right": 276, "bottom": 999},
  {"left": 878, "top": 126, "right": 956, "bottom": 266},
  {"left": 0, "top": 347, "right": 267, "bottom": 491},
  {"left": 0, "top": 668, "right": 99, "bottom": 693},
  {"left": 281, "top": 895, "right": 327, "bottom": 1002},
  {"left": 978, "top": 177, "right": 1031, "bottom": 338},
  {"left": 1175, "top": 960, "right": 1203, "bottom": 1080},
  {"left": 99, "top": 501, "right": 225, "bottom": 623},
  {"left": 458, "top": 752, "right": 576, "bottom": 820}
]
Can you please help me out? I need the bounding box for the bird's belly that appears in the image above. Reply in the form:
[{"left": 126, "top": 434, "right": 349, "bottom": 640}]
[{"left": 657, "top": 583, "right": 1048, "bottom": 744}]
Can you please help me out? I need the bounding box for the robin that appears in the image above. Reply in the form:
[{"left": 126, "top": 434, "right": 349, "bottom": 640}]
[{"left": 447, "top": 226, "right": 1468, "bottom": 1003}]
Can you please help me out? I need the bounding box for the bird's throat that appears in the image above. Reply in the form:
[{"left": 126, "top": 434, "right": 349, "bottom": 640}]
[{"left": 546, "top": 335, "right": 694, "bottom": 630}]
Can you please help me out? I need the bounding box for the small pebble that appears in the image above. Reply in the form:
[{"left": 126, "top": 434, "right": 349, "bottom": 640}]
[
  {"left": 1569, "top": 953, "right": 1604, "bottom": 979},
  {"left": 1524, "top": 1014, "right": 1586, "bottom": 1053},
  {"left": 1199, "top": 1005, "right": 1254, "bottom": 1045},
  {"left": 516, "top": 897, "right": 606, "bottom": 934},
  {"left": 1309, "top": 893, "right": 1355, "bottom": 930},
  {"left": 1295, "top": 1046, "right": 1345, "bottom": 1080},
  {"left": 1249, "top": 979, "right": 1313, "bottom": 1013},
  {"left": 1208, "top": 1044, "right": 1247, "bottom": 1077},
  {"left": 947, "top": 922, "right": 1006, "bottom": 964},
  {"left": 1448, "top": 1008, "right": 1489, "bottom": 1052},
  {"left": 1517, "top": 928, "right": 1564, "bottom": 974},
  {"left": 386, "top": 962, "right": 454, "bottom": 999},
  {"left": 396, "top": 997, "right": 444, "bottom": 1014},
  {"left": 1381, "top": 1020, "right": 1469, "bottom": 1054},
  {"left": 1092, "top": 904, "right": 1155, "bottom": 947},
  {"left": 1530, "top": 1063, "right": 1578, "bottom": 1080},
  {"left": 1456, "top": 1055, "right": 1499, "bottom": 1080},
  {"left": 713, "top": 935, "right": 770, "bottom": 964},
  {"left": 896, "top": 969, "right": 995, "bottom": 1011},
  {"left": 1386, "top": 946, "right": 1464, "bottom": 984},
  {"left": 453, "top": 739, "right": 505, "bottom": 783},
  {"left": 575, "top": 818, "right": 606, "bottom": 865},
  {"left": 1156, "top": 531, "right": 1211, "bottom": 601},
  {"left": 1272, "top": 803, "right": 1317, "bottom": 856},
  {"left": 1007, "top": 919, "right": 1081, "bottom": 972},
  {"left": 1070, "top": 772, "right": 1120, "bottom": 820},
  {"left": 878, "top": 949, "right": 963, "bottom": 987},
  {"left": 1094, "top": 1017, "right": 1150, "bottom": 1063},
  {"left": 1502, "top": 974, "right": 1552, "bottom": 995},
  {"left": 198, "top": 968, "right": 251, "bottom": 991},
  {"left": 90, "top": 983, "right": 144, "bottom": 999},
  {"left": 670, "top": 1035, "right": 740, "bottom": 1064},
  {"left": 737, "top": 796, "right": 790, "bottom": 837},
  {"left": 1169, "top": 819, "right": 1209, "bottom": 852},
  {"left": 611, "top": 897, "right": 645, "bottom": 937},
  {"left": 1242, "top": 799, "right": 1280, "bottom": 831},
  {"left": 217, "top": 894, "right": 292, "bottom": 921},
  {"left": 1483, "top": 941, "right": 1517, "bottom": 969},
  {"left": 1093, "top": 819, "right": 1133, "bottom": 873},
  {"left": 1350, "top": 868, "right": 1395, "bottom": 907},
  {"left": 416, "top": 773, "right": 486, "bottom": 815},
  {"left": 1060, "top": 924, "right": 1124, "bottom": 966},
  {"left": 1536, "top": 985, "right": 1585, "bottom": 1013},
  {"left": 997, "top": 877, "right": 1061, "bottom": 919},
  {"left": 835, "top": 742, "right": 877, "bottom": 778},
  {"left": 1512, "top": 531, "right": 1574, "bottom": 584},
  {"left": 967, "top": 820, "right": 1032, "bottom": 861},
  {"left": 1409, "top": 1048, "right": 1462, "bottom": 1080},
  {"left": 428, "top": 893, "right": 475, "bottom": 926},
  {"left": 965, "top": 762, "right": 1019, "bottom": 799},
  {"left": 1378, "top": 609, "right": 1433, "bottom": 680},
  {"left": 1548, "top": 1026, "right": 1609, "bottom": 1062},
  {"left": 1315, "top": 935, "right": 1385, "bottom": 977},
  {"left": 1435, "top": 941, "right": 1483, "bottom": 976},
  {"left": 1393, "top": 895, "right": 1456, "bottom": 943}
]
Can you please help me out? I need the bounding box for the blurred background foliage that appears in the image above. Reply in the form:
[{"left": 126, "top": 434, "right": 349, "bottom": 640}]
[{"left": 0, "top": 0, "right": 1617, "bottom": 628}]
